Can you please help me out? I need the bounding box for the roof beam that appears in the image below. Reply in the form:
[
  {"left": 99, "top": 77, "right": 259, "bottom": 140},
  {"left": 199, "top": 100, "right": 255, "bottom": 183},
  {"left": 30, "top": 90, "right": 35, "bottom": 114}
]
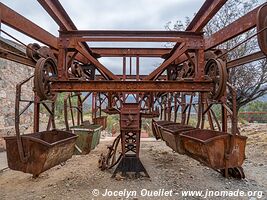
[
  {"left": 205, "top": 5, "right": 260, "bottom": 49},
  {"left": 60, "top": 30, "right": 203, "bottom": 38},
  {"left": 37, "top": 0, "right": 92, "bottom": 59},
  {"left": 76, "top": 37, "right": 182, "bottom": 43},
  {"left": 0, "top": 3, "right": 58, "bottom": 49},
  {"left": 186, "top": 0, "right": 228, "bottom": 32},
  {"left": 91, "top": 48, "right": 171, "bottom": 57},
  {"left": 37, "top": 0, "right": 76, "bottom": 31}
]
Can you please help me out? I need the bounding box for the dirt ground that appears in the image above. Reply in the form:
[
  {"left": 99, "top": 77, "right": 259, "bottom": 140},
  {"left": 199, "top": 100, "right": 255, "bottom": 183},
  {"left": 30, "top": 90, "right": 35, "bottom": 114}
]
[{"left": 0, "top": 123, "right": 266, "bottom": 200}]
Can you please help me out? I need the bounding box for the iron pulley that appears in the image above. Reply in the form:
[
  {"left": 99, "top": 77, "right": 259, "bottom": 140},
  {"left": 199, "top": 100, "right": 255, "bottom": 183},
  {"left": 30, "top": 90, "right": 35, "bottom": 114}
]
[
  {"left": 204, "top": 58, "right": 227, "bottom": 100},
  {"left": 34, "top": 57, "right": 58, "bottom": 101}
]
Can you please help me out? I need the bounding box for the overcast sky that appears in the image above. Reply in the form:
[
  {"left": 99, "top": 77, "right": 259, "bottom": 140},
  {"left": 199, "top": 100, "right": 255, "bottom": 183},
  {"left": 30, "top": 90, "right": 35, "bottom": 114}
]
[{"left": 1, "top": 0, "right": 205, "bottom": 74}]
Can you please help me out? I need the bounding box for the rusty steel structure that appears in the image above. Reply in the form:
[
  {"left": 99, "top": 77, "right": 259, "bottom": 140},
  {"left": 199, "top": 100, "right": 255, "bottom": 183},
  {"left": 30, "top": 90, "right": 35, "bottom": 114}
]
[{"left": 1, "top": 0, "right": 267, "bottom": 178}]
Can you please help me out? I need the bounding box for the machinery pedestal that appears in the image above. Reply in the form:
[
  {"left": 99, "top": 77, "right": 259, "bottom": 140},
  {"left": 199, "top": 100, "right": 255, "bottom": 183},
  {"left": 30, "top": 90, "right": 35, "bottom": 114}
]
[{"left": 112, "top": 154, "right": 149, "bottom": 178}]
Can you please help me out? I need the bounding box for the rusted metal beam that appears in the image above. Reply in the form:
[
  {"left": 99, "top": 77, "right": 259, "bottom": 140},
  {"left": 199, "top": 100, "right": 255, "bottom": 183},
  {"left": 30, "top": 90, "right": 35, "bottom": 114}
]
[
  {"left": 227, "top": 51, "right": 266, "bottom": 68},
  {"left": 60, "top": 30, "right": 203, "bottom": 38},
  {"left": 51, "top": 80, "right": 213, "bottom": 92},
  {"left": 37, "top": 0, "right": 92, "bottom": 59},
  {"left": 75, "top": 43, "right": 119, "bottom": 80},
  {"left": 186, "top": 0, "right": 228, "bottom": 32},
  {"left": 0, "top": 3, "right": 87, "bottom": 65},
  {"left": 95, "top": 75, "right": 167, "bottom": 80},
  {"left": 205, "top": 5, "right": 260, "bottom": 50},
  {"left": 37, "top": 0, "right": 76, "bottom": 31},
  {"left": 144, "top": 43, "right": 188, "bottom": 80},
  {"left": 0, "top": 47, "right": 35, "bottom": 67},
  {"left": 0, "top": 3, "right": 58, "bottom": 49},
  {"left": 91, "top": 48, "right": 171, "bottom": 57},
  {"left": 76, "top": 37, "right": 181, "bottom": 43}
]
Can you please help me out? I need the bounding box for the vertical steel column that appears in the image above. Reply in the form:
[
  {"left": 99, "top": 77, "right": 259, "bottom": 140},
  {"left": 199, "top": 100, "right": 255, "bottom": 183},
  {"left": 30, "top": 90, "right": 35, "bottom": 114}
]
[
  {"left": 181, "top": 93, "right": 186, "bottom": 124},
  {"left": 167, "top": 93, "right": 172, "bottom": 121},
  {"left": 136, "top": 56, "right": 140, "bottom": 80},
  {"left": 123, "top": 57, "right": 126, "bottom": 102},
  {"left": 57, "top": 38, "right": 68, "bottom": 80},
  {"left": 129, "top": 57, "right": 132, "bottom": 76},
  {"left": 195, "top": 49, "right": 205, "bottom": 80},
  {"left": 92, "top": 92, "right": 96, "bottom": 121},
  {"left": 33, "top": 93, "right": 40, "bottom": 132}
]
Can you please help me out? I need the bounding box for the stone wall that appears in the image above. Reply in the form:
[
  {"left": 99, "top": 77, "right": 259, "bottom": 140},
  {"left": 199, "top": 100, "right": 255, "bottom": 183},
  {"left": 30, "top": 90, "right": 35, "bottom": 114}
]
[{"left": 0, "top": 58, "right": 34, "bottom": 150}]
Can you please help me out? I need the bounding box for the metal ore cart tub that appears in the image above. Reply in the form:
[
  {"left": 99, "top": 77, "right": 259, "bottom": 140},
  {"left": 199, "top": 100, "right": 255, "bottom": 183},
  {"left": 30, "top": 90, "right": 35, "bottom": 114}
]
[
  {"left": 159, "top": 123, "right": 197, "bottom": 154},
  {"left": 180, "top": 129, "right": 247, "bottom": 170},
  {"left": 4, "top": 130, "right": 77, "bottom": 177},
  {"left": 151, "top": 119, "right": 177, "bottom": 140},
  {"left": 70, "top": 123, "right": 102, "bottom": 154}
]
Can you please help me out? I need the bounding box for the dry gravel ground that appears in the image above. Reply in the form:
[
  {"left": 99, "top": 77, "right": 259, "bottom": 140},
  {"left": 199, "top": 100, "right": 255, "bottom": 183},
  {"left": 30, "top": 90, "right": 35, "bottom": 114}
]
[{"left": 0, "top": 123, "right": 266, "bottom": 200}]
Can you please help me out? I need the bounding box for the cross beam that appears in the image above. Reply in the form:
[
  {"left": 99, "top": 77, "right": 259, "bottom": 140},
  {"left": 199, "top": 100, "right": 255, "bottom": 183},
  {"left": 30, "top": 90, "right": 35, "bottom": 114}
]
[
  {"left": 59, "top": 30, "right": 203, "bottom": 38},
  {"left": 91, "top": 48, "right": 171, "bottom": 57},
  {"left": 51, "top": 80, "right": 213, "bottom": 92},
  {"left": 205, "top": 5, "right": 260, "bottom": 49}
]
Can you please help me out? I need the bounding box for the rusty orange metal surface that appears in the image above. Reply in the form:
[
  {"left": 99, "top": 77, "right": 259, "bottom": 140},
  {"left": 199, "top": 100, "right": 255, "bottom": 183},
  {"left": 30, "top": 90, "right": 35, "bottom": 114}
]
[
  {"left": 180, "top": 130, "right": 247, "bottom": 169},
  {"left": 4, "top": 130, "right": 77, "bottom": 177}
]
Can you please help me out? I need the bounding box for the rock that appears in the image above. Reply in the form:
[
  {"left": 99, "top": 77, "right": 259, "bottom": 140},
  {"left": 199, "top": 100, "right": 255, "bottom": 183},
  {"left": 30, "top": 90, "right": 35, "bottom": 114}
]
[
  {"left": 115, "top": 174, "right": 125, "bottom": 181},
  {"left": 160, "top": 151, "right": 168, "bottom": 155},
  {"left": 179, "top": 168, "right": 185, "bottom": 172},
  {"left": 41, "top": 195, "right": 46, "bottom": 198}
]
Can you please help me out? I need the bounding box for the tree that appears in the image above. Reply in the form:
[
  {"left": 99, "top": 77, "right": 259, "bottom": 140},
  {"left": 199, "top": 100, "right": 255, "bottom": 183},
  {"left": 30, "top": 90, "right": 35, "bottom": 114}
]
[{"left": 165, "top": 0, "right": 267, "bottom": 112}]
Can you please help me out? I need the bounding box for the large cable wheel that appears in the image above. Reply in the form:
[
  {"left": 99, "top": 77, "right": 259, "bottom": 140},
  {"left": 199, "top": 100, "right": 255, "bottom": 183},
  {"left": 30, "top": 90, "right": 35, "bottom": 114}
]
[
  {"left": 257, "top": 3, "right": 267, "bottom": 56},
  {"left": 34, "top": 57, "right": 58, "bottom": 101},
  {"left": 205, "top": 58, "right": 227, "bottom": 100}
]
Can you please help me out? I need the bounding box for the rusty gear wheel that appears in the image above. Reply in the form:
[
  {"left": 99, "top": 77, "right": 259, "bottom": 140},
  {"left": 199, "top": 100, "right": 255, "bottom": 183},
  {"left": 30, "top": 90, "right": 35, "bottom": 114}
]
[
  {"left": 34, "top": 57, "right": 58, "bottom": 101},
  {"left": 38, "top": 46, "right": 57, "bottom": 61},
  {"left": 205, "top": 58, "right": 227, "bottom": 100},
  {"left": 26, "top": 43, "right": 41, "bottom": 62},
  {"left": 70, "top": 62, "right": 83, "bottom": 78}
]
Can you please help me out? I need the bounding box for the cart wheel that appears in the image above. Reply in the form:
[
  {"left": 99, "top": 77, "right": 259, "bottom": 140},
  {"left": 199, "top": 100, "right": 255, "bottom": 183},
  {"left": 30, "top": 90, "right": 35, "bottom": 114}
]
[
  {"left": 221, "top": 167, "right": 245, "bottom": 179},
  {"left": 98, "top": 134, "right": 122, "bottom": 170}
]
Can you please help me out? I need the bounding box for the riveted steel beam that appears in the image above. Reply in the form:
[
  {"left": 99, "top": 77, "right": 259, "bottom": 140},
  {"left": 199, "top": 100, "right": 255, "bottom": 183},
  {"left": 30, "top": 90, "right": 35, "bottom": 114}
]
[{"left": 51, "top": 80, "right": 213, "bottom": 92}]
